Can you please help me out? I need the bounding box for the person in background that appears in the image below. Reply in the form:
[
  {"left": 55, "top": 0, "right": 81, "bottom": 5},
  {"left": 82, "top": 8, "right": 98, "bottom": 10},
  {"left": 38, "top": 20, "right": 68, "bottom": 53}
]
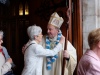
[
  {"left": 77, "top": 28, "right": 100, "bottom": 75},
  {"left": 22, "top": 12, "right": 77, "bottom": 75},
  {"left": 21, "top": 25, "right": 65, "bottom": 75},
  {"left": 0, "top": 30, "right": 13, "bottom": 75}
]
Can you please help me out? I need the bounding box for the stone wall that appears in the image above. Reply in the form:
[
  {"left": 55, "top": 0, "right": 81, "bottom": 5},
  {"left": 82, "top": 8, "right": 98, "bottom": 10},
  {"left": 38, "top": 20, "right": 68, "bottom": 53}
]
[{"left": 82, "top": 0, "right": 100, "bottom": 53}]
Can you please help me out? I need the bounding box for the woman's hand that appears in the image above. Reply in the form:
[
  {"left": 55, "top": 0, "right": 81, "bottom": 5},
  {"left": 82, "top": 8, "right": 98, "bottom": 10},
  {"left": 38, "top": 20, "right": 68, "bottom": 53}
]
[
  {"left": 7, "top": 58, "right": 12, "bottom": 64},
  {"left": 59, "top": 35, "right": 65, "bottom": 44}
]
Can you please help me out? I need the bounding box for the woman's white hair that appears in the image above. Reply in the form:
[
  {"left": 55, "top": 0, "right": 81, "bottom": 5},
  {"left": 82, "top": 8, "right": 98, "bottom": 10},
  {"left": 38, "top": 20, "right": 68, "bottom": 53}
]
[
  {"left": 0, "top": 30, "right": 4, "bottom": 38},
  {"left": 27, "top": 24, "right": 42, "bottom": 40}
]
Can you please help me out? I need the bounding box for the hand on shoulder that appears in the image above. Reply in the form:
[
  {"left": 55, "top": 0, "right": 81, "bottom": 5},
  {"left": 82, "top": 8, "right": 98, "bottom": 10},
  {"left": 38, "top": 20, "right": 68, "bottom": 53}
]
[{"left": 59, "top": 35, "right": 65, "bottom": 44}]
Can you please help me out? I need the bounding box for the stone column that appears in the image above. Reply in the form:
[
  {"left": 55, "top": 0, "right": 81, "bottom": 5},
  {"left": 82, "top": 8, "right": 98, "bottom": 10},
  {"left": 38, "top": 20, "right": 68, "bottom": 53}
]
[{"left": 82, "top": 0, "right": 99, "bottom": 53}]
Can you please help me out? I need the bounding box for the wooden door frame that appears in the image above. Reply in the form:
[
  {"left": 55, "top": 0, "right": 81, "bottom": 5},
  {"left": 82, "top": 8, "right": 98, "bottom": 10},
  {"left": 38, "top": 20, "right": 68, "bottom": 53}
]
[{"left": 72, "top": 0, "right": 83, "bottom": 63}]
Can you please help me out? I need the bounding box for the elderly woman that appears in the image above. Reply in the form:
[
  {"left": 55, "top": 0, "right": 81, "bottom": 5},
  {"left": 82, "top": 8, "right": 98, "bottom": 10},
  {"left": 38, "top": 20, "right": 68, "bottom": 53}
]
[
  {"left": 21, "top": 25, "right": 65, "bottom": 75},
  {"left": 0, "top": 30, "right": 13, "bottom": 75},
  {"left": 77, "top": 28, "right": 100, "bottom": 75}
]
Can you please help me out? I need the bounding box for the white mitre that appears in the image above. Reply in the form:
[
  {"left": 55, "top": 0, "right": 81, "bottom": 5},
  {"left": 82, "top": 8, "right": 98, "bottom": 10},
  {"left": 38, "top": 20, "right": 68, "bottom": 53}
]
[{"left": 48, "top": 12, "right": 64, "bottom": 28}]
